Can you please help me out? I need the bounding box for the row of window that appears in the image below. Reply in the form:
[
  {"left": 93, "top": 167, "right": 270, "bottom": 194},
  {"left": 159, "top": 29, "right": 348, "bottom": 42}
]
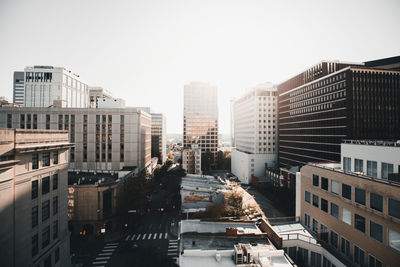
[
  {"left": 343, "top": 157, "right": 396, "bottom": 179},
  {"left": 304, "top": 213, "right": 384, "bottom": 267},
  {"left": 32, "top": 152, "right": 58, "bottom": 170},
  {"left": 32, "top": 174, "right": 58, "bottom": 199},
  {"left": 289, "top": 81, "right": 346, "bottom": 104},
  {"left": 32, "top": 221, "right": 59, "bottom": 257},
  {"left": 32, "top": 197, "right": 58, "bottom": 227},
  {"left": 311, "top": 174, "right": 400, "bottom": 219},
  {"left": 289, "top": 102, "right": 336, "bottom": 116}
]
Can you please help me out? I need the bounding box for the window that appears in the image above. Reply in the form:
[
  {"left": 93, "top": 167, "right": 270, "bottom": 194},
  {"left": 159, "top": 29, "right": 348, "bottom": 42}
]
[
  {"left": 342, "top": 208, "right": 351, "bottom": 225},
  {"left": 354, "top": 214, "right": 365, "bottom": 233},
  {"left": 321, "top": 177, "right": 328, "bottom": 190},
  {"left": 354, "top": 245, "right": 365, "bottom": 266},
  {"left": 310, "top": 251, "right": 321, "bottom": 267},
  {"left": 389, "top": 198, "right": 400, "bottom": 219},
  {"left": 342, "top": 184, "right": 351, "bottom": 200},
  {"left": 32, "top": 234, "right": 38, "bottom": 257},
  {"left": 369, "top": 255, "right": 382, "bottom": 267},
  {"left": 32, "top": 153, "right": 39, "bottom": 169},
  {"left": 305, "top": 191, "right": 311, "bottom": 203},
  {"left": 321, "top": 198, "right": 328, "bottom": 213},
  {"left": 320, "top": 224, "right": 328, "bottom": 242},
  {"left": 340, "top": 237, "right": 350, "bottom": 258},
  {"left": 42, "top": 152, "right": 50, "bottom": 167},
  {"left": 381, "top": 162, "right": 394, "bottom": 179},
  {"left": 42, "top": 177, "right": 50, "bottom": 195},
  {"left": 42, "top": 200, "right": 50, "bottom": 222},
  {"left": 42, "top": 225, "right": 50, "bottom": 248},
  {"left": 53, "top": 151, "right": 58, "bottom": 164},
  {"left": 313, "top": 194, "right": 319, "bottom": 207},
  {"left": 312, "top": 219, "right": 318, "bottom": 233},
  {"left": 53, "top": 174, "right": 58, "bottom": 190},
  {"left": 330, "top": 230, "right": 338, "bottom": 248},
  {"left": 355, "top": 158, "right": 363, "bottom": 172},
  {"left": 370, "top": 221, "right": 383, "bottom": 242},
  {"left": 32, "top": 206, "right": 38, "bottom": 228},
  {"left": 305, "top": 213, "right": 310, "bottom": 228},
  {"left": 331, "top": 180, "right": 339, "bottom": 195},
  {"left": 351, "top": 188, "right": 365, "bottom": 207},
  {"left": 53, "top": 220, "right": 58, "bottom": 239},
  {"left": 370, "top": 193, "right": 383, "bottom": 212},
  {"left": 32, "top": 180, "right": 38, "bottom": 199},
  {"left": 343, "top": 157, "right": 351, "bottom": 171},
  {"left": 313, "top": 174, "right": 319, "bottom": 186},
  {"left": 388, "top": 229, "right": 400, "bottom": 252},
  {"left": 331, "top": 202, "right": 339, "bottom": 218},
  {"left": 55, "top": 247, "right": 60, "bottom": 263},
  {"left": 53, "top": 196, "right": 58, "bottom": 215},
  {"left": 367, "top": 160, "right": 377, "bottom": 177}
]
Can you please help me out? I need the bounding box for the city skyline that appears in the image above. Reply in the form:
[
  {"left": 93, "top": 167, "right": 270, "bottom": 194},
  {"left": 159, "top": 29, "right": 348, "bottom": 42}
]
[{"left": 1, "top": 0, "right": 399, "bottom": 134}]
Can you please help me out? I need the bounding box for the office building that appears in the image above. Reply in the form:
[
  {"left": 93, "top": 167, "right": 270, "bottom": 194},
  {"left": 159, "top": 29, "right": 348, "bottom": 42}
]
[
  {"left": 182, "top": 145, "right": 202, "bottom": 175},
  {"left": 231, "top": 83, "right": 278, "bottom": 183},
  {"left": 230, "top": 96, "right": 236, "bottom": 147},
  {"left": 0, "top": 107, "right": 151, "bottom": 172},
  {"left": 183, "top": 82, "right": 218, "bottom": 170},
  {"left": 151, "top": 113, "right": 166, "bottom": 163},
  {"left": 297, "top": 140, "right": 400, "bottom": 266},
  {"left": 278, "top": 58, "right": 400, "bottom": 171},
  {"left": 0, "top": 129, "right": 72, "bottom": 267},
  {"left": 13, "top": 71, "right": 25, "bottom": 105},
  {"left": 24, "top": 65, "right": 89, "bottom": 108},
  {"left": 88, "top": 87, "right": 113, "bottom": 108}
]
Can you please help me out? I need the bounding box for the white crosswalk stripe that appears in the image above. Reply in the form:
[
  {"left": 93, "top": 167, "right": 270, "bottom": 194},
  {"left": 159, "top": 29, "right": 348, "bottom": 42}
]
[
  {"left": 92, "top": 261, "right": 107, "bottom": 265},
  {"left": 95, "top": 257, "right": 110, "bottom": 260},
  {"left": 98, "top": 253, "right": 112, "bottom": 256},
  {"left": 136, "top": 234, "right": 141, "bottom": 240},
  {"left": 164, "top": 233, "right": 168, "bottom": 239},
  {"left": 107, "top": 242, "right": 119, "bottom": 245},
  {"left": 159, "top": 233, "right": 163, "bottom": 239},
  {"left": 148, "top": 233, "right": 152, "bottom": 239},
  {"left": 153, "top": 233, "right": 157, "bottom": 239},
  {"left": 142, "top": 233, "right": 147, "bottom": 240},
  {"left": 131, "top": 234, "right": 136, "bottom": 240},
  {"left": 125, "top": 235, "right": 130, "bottom": 241}
]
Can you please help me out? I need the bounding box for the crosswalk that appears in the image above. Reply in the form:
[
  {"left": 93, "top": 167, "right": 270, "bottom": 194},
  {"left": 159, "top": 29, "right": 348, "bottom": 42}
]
[
  {"left": 167, "top": 239, "right": 179, "bottom": 263},
  {"left": 124, "top": 232, "right": 168, "bottom": 241},
  {"left": 91, "top": 242, "right": 119, "bottom": 267}
]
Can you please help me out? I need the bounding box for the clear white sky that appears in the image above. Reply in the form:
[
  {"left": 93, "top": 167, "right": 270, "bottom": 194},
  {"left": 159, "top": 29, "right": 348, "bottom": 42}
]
[{"left": 0, "top": 0, "right": 399, "bottom": 134}]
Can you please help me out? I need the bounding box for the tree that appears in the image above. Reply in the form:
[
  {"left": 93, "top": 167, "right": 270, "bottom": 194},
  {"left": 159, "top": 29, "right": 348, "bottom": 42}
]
[{"left": 167, "top": 152, "right": 174, "bottom": 162}]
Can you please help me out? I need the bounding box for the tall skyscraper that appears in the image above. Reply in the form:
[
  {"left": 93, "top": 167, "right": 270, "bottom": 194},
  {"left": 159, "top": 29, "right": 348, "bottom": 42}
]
[
  {"left": 278, "top": 57, "right": 400, "bottom": 170},
  {"left": 183, "top": 82, "right": 218, "bottom": 171},
  {"left": 231, "top": 82, "right": 278, "bottom": 183},
  {"left": 13, "top": 71, "right": 24, "bottom": 105},
  {"left": 24, "top": 65, "right": 89, "bottom": 108}
]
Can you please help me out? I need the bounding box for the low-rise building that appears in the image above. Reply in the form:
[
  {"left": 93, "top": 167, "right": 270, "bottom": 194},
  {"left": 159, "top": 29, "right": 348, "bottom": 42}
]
[
  {"left": 0, "top": 129, "right": 72, "bottom": 267},
  {"left": 182, "top": 145, "right": 201, "bottom": 174}
]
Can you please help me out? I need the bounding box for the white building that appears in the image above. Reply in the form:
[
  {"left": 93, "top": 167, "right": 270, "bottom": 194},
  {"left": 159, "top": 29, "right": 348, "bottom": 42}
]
[
  {"left": 88, "top": 87, "right": 113, "bottom": 108},
  {"left": 182, "top": 145, "right": 202, "bottom": 175},
  {"left": 232, "top": 82, "right": 278, "bottom": 184},
  {"left": 97, "top": 97, "right": 126, "bottom": 108},
  {"left": 151, "top": 113, "right": 166, "bottom": 163},
  {"left": 13, "top": 71, "right": 25, "bottom": 105},
  {"left": 183, "top": 82, "right": 218, "bottom": 168},
  {"left": 24, "top": 65, "right": 89, "bottom": 108}
]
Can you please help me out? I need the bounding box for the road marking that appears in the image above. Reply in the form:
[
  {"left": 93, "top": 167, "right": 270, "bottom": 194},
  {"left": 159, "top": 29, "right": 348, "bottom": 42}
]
[
  {"left": 102, "top": 249, "right": 115, "bottom": 252},
  {"left": 164, "top": 233, "right": 168, "bottom": 239},
  {"left": 131, "top": 234, "right": 136, "bottom": 240},
  {"left": 169, "top": 245, "right": 178, "bottom": 248},
  {"left": 91, "top": 266, "right": 105, "bottom": 267},
  {"left": 168, "top": 253, "right": 177, "bottom": 256},
  {"left": 159, "top": 233, "right": 163, "bottom": 239},
  {"left": 153, "top": 233, "right": 157, "bottom": 239},
  {"left": 98, "top": 253, "right": 112, "bottom": 256},
  {"left": 125, "top": 235, "right": 130, "bottom": 241},
  {"left": 148, "top": 233, "right": 152, "bottom": 239},
  {"left": 107, "top": 242, "right": 119, "bottom": 245},
  {"left": 95, "top": 257, "right": 110, "bottom": 260},
  {"left": 169, "top": 240, "right": 178, "bottom": 243},
  {"left": 142, "top": 233, "right": 147, "bottom": 240},
  {"left": 104, "top": 245, "right": 117, "bottom": 249},
  {"left": 92, "top": 261, "right": 107, "bottom": 265},
  {"left": 136, "top": 234, "right": 141, "bottom": 240}
]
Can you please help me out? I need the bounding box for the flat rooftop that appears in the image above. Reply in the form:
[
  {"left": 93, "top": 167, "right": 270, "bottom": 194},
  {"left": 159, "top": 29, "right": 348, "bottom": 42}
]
[
  {"left": 182, "top": 235, "right": 269, "bottom": 251},
  {"left": 181, "top": 220, "right": 262, "bottom": 235},
  {"left": 68, "top": 172, "right": 118, "bottom": 186}
]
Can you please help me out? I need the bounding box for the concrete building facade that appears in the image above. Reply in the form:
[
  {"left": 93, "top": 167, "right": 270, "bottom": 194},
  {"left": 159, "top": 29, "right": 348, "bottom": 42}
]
[
  {"left": 182, "top": 145, "right": 202, "bottom": 175},
  {"left": 151, "top": 113, "right": 166, "bottom": 163},
  {"left": 13, "top": 71, "right": 25, "bottom": 105},
  {"left": 23, "top": 66, "right": 89, "bottom": 108},
  {"left": 183, "top": 82, "right": 218, "bottom": 169},
  {"left": 0, "top": 129, "right": 72, "bottom": 267},
  {"left": 232, "top": 83, "right": 278, "bottom": 183},
  {"left": 297, "top": 141, "right": 400, "bottom": 266},
  {"left": 0, "top": 107, "right": 151, "bottom": 172}
]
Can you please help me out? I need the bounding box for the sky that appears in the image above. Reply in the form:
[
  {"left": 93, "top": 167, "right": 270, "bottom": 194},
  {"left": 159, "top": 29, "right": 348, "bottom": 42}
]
[{"left": 0, "top": 0, "right": 399, "bottom": 134}]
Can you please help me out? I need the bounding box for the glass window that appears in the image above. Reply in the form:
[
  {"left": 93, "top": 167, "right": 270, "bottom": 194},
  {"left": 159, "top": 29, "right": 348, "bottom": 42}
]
[
  {"left": 367, "top": 160, "right": 377, "bottom": 177},
  {"left": 370, "top": 192, "right": 383, "bottom": 212},
  {"left": 355, "top": 214, "right": 365, "bottom": 233},
  {"left": 370, "top": 221, "right": 383, "bottom": 242},
  {"left": 355, "top": 188, "right": 366, "bottom": 205},
  {"left": 42, "top": 225, "right": 50, "bottom": 248},
  {"left": 355, "top": 158, "right": 363, "bottom": 172},
  {"left": 342, "top": 208, "right": 351, "bottom": 225},
  {"left": 343, "top": 157, "right": 351, "bottom": 171},
  {"left": 354, "top": 245, "right": 365, "bottom": 266},
  {"left": 388, "top": 229, "right": 400, "bottom": 252},
  {"left": 53, "top": 173, "right": 58, "bottom": 190},
  {"left": 331, "top": 180, "right": 339, "bottom": 195},
  {"left": 321, "top": 177, "right": 328, "bottom": 191},
  {"left": 369, "top": 255, "right": 382, "bottom": 267},
  {"left": 389, "top": 198, "right": 400, "bottom": 219},
  {"left": 312, "top": 219, "right": 318, "bottom": 233},
  {"left": 32, "top": 153, "right": 39, "bottom": 169},
  {"left": 330, "top": 230, "right": 338, "bottom": 248},
  {"left": 341, "top": 237, "right": 351, "bottom": 258},
  {"left": 42, "top": 152, "right": 50, "bottom": 167},
  {"left": 42, "top": 177, "right": 50, "bottom": 195},
  {"left": 381, "top": 162, "right": 394, "bottom": 179},
  {"left": 331, "top": 202, "right": 339, "bottom": 219},
  {"left": 53, "top": 196, "right": 58, "bottom": 215},
  {"left": 53, "top": 151, "right": 58, "bottom": 164},
  {"left": 32, "top": 234, "right": 38, "bottom": 257},
  {"left": 305, "top": 213, "right": 310, "bottom": 228},
  {"left": 313, "top": 194, "right": 319, "bottom": 208},
  {"left": 32, "top": 206, "right": 38, "bottom": 228},
  {"left": 321, "top": 198, "right": 328, "bottom": 213},
  {"left": 342, "top": 184, "right": 351, "bottom": 200},
  {"left": 312, "top": 174, "right": 319, "bottom": 186},
  {"left": 32, "top": 180, "right": 38, "bottom": 199},
  {"left": 53, "top": 220, "right": 58, "bottom": 239},
  {"left": 305, "top": 191, "right": 311, "bottom": 203},
  {"left": 55, "top": 247, "right": 60, "bottom": 263},
  {"left": 42, "top": 200, "right": 50, "bottom": 222}
]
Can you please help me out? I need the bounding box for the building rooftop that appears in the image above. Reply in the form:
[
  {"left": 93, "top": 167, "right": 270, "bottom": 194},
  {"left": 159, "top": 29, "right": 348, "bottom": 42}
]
[
  {"left": 342, "top": 139, "right": 400, "bottom": 147},
  {"left": 68, "top": 172, "right": 119, "bottom": 186},
  {"left": 181, "top": 220, "right": 263, "bottom": 235}
]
